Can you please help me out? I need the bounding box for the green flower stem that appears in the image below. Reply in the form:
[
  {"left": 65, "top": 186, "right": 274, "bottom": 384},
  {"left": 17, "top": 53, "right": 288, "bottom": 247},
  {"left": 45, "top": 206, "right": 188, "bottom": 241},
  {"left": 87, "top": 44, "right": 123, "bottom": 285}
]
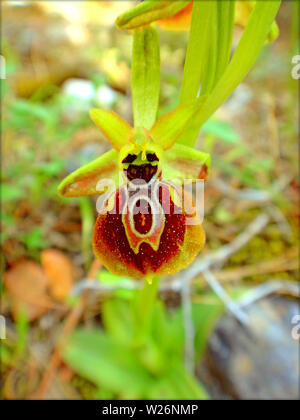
[
  {"left": 131, "top": 26, "right": 160, "bottom": 130},
  {"left": 132, "top": 276, "right": 160, "bottom": 346}
]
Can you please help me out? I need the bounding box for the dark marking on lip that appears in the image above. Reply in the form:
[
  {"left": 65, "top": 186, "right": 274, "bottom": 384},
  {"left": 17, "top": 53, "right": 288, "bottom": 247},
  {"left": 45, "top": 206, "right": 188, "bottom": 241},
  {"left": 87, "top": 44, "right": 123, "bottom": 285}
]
[
  {"left": 126, "top": 164, "right": 158, "bottom": 183},
  {"left": 122, "top": 154, "right": 137, "bottom": 164},
  {"left": 146, "top": 153, "right": 159, "bottom": 162}
]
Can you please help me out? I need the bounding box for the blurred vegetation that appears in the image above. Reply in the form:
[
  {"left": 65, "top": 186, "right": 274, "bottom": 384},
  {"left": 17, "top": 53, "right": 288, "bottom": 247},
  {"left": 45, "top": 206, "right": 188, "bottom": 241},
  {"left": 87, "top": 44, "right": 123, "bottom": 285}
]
[{"left": 1, "top": 1, "right": 298, "bottom": 400}]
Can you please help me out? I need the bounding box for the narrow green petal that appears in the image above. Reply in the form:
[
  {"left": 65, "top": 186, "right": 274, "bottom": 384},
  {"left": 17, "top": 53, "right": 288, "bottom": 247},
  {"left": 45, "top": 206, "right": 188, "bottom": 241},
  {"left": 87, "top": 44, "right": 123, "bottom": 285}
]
[
  {"left": 58, "top": 149, "right": 119, "bottom": 197},
  {"left": 116, "top": 0, "right": 190, "bottom": 30},
  {"left": 150, "top": 97, "right": 206, "bottom": 150},
  {"left": 90, "top": 109, "right": 132, "bottom": 151},
  {"left": 131, "top": 26, "right": 160, "bottom": 130}
]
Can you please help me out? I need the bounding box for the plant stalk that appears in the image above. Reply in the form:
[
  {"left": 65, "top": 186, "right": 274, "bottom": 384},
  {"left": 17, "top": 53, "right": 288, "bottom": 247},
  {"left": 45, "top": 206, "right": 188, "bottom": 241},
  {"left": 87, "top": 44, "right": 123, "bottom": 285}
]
[{"left": 132, "top": 275, "right": 160, "bottom": 346}]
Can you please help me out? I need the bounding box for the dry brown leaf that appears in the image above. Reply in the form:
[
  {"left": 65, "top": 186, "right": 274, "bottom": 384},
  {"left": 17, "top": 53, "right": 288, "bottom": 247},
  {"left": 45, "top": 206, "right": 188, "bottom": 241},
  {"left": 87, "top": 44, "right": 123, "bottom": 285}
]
[
  {"left": 41, "top": 250, "right": 74, "bottom": 302},
  {"left": 4, "top": 260, "right": 55, "bottom": 321}
]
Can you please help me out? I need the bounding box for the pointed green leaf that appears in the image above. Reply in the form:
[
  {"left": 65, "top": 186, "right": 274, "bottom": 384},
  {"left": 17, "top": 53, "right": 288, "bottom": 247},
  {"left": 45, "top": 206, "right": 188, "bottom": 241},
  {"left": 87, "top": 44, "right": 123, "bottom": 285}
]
[
  {"left": 57, "top": 149, "right": 119, "bottom": 197},
  {"left": 169, "top": 363, "right": 209, "bottom": 399},
  {"left": 179, "top": 1, "right": 214, "bottom": 104},
  {"left": 116, "top": 0, "right": 190, "bottom": 30},
  {"left": 215, "top": 0, "right": 235, "bottom": 82},
  {"left": 131, "top": 26, "right": 160, "bottom": 130},
  {"left": 178, "top": 0, "right": 281, "bottom": 146},
  {"left": 102, "top": 299, "right": 133, "bottom": 345},
  {"left": 90, "top": 109, "right": 132, "bottom": 151},
  {"left": 149, "top": 360, "right": 209, "bottom": 400},
  {"left": 201, "top": 0, "right": 235, "bottom": 95},
  {"left": 62, "top": 329, "right": 154, "bottom": 398},
  {"left": 150, "top": 96, "right": 206, "bottom": 149},
  {"left": 192, "top": 299, "right": 224, "bottom": 362},
  {"left": 200, "top": 4, "right": 218, "bottom": 97}
]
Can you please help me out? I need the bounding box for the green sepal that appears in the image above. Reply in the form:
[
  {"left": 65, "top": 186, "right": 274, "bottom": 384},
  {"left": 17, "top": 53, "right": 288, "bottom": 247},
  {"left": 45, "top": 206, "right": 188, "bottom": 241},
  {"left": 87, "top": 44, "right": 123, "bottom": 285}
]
[
  {"left": 90, "top": 109, "right": 133, "bottom": 151},
  {"left": 116, "top": 0, "right": 190, "bottom": 30},
  {"left": 131, "top": 26, "right": 160, "bottom": 130},
  {"left": 57, "top": 149, "right": 119, "bottom": 197},
  {"left": 150, "top": 96, "right": 206, "bottom": 150},
  {"left": 162, "top": 143, "right": 210, "bottom": 183}
]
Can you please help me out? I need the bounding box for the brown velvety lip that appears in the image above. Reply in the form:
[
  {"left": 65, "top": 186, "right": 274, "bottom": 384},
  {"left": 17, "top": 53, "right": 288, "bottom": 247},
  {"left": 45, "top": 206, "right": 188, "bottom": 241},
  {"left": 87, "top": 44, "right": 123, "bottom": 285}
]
[{"left": 125, "top": 163, "right": 158, "bottom": 183}]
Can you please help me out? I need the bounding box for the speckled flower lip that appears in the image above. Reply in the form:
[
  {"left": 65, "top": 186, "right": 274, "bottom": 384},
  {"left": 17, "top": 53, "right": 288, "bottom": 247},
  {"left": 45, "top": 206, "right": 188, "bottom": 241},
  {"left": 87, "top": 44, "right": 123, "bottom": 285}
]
[{"left": 93, "top": 180, "right": 204, "bottom": 278}]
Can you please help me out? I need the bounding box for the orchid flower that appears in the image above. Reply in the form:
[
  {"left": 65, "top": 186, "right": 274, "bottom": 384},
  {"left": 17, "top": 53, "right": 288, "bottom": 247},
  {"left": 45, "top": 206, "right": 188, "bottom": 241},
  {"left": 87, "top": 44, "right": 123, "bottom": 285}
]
[
  {"left": 58, "top": 0, "right": 281, "bottom": 280},
  {"left": 58, "top": 26, "right": 209, "bottom": 279}
]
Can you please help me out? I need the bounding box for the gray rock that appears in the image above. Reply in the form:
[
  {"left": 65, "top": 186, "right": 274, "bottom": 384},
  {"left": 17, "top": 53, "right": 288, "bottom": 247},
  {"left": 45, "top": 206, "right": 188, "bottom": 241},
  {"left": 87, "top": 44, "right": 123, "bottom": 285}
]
[{"left": 199, "top": 296, "right": 300, "bottom": 399}]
